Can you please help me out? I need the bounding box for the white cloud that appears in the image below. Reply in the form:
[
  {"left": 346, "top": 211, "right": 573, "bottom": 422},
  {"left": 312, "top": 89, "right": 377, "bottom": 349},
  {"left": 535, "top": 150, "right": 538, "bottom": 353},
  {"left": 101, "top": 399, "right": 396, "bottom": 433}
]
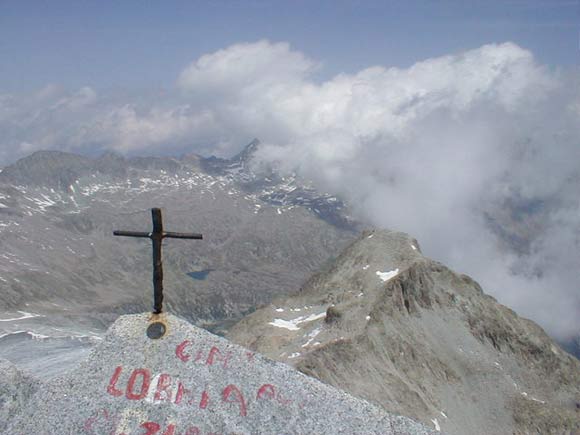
[
  {"left": 173, "top": 40, "right": 577, "bottom": 340},
  {"left": 0, "top": 40, "right": 578, "bottom": 341},
  {"left": 178, "top": 40, "right": 317, "bottom": 97},
  {"left": 86, "top": 104, "right": 217, "bottom": 153}
]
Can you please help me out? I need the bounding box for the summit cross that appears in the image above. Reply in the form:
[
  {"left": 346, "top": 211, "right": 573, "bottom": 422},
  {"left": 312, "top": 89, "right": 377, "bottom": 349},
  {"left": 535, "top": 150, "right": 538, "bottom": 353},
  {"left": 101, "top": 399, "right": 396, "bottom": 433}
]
[{"left": 113, "top": 208, "right": 203, "bottom": 314}]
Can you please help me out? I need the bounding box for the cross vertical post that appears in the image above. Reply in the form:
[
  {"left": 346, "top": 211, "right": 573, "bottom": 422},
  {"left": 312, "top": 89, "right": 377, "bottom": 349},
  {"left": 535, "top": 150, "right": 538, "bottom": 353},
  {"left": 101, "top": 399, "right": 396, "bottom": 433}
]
[
  {"left": 151, "top": 208, "right": 164, "bottom": 314},
  {"left": 113, "top": 208, "right": 203, "bottom": 314}
]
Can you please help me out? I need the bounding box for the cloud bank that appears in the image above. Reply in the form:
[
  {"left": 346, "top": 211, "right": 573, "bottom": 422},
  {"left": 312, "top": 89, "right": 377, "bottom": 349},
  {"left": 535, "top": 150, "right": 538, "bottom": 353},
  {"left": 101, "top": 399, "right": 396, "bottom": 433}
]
[{"left": 1, "top": 40, "right": 579, "bottom": 340}]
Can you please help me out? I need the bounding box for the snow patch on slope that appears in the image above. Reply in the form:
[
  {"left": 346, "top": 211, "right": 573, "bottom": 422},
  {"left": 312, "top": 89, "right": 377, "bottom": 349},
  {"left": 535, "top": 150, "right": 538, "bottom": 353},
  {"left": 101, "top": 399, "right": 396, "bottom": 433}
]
[
  {"left": 376, "top": 269, "right": 399, "bottom": 282},
  {"left": 269, "top": 312, "right": 327, "bottom": 331}
]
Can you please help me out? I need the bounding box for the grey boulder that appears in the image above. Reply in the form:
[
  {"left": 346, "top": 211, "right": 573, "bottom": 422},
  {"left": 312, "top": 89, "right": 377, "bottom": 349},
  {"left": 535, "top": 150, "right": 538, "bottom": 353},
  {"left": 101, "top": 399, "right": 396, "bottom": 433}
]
[{"left": 4, "top": 313, "right": 435, "bottom": 435}]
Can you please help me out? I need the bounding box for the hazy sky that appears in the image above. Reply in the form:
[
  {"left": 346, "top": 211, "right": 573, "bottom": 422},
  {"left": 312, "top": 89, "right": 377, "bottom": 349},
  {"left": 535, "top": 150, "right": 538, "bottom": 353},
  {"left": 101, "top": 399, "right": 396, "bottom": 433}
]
[
  {"left": 1, "top": 1, "right": 579, "bottom": 341},
  {"left": 1, "top": 0, "right": 578, "bottom": 92}
]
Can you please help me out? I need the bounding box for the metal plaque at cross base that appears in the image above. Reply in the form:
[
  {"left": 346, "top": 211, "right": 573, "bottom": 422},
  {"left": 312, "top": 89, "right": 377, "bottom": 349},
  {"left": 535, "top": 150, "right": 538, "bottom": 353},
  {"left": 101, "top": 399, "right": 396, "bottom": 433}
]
[{"left": 113, "top": 208, "right": 203, "bottom": 316}]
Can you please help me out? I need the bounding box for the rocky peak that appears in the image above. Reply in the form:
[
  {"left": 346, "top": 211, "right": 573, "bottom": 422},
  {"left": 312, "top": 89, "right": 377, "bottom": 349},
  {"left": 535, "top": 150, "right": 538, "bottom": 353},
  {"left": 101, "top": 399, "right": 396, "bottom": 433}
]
[
  {"left": 298, "top": 229, "right": 422, "bottom": 296},
  {"left": 231, "top": 138, "right": 261, "bottom": 166},
  {"left": 228, "top": 229, "right": 580, "bottom": 434},
  {"left": 200, "top": 139, "right": 262, "bottom": 178}
]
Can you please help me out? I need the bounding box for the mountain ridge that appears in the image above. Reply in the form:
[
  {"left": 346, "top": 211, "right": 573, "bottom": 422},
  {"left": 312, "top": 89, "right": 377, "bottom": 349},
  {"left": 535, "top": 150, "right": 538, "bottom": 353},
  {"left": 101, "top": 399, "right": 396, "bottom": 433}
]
[
  {"left": 228, "top": 229, "right": 580, "bottom": 434},
  {"left": 0, "top": 139, "right": 261, "bottom": 189},
  {"left": 0, "top": 141, "right": 358, "bottom": 377},
  {"left": 0, "top": 145, "right": 578, "bottom": 433}
]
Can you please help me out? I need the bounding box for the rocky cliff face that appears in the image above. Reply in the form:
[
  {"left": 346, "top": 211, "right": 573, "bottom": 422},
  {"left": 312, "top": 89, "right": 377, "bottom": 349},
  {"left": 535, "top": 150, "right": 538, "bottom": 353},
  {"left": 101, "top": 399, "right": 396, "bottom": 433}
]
[{"left": 228, "top": 230, "right": 580, "bottom": 434}]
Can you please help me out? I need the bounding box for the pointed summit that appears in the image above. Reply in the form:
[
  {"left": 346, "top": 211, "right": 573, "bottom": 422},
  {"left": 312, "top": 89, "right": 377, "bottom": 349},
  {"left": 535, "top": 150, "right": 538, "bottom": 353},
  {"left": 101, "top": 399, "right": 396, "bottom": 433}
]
[
  {"left": 231, "top": 138, "right": 261, "bottom": 166},
  {"left": 198, "top": 139, "right": 261, "bottom": 176}
]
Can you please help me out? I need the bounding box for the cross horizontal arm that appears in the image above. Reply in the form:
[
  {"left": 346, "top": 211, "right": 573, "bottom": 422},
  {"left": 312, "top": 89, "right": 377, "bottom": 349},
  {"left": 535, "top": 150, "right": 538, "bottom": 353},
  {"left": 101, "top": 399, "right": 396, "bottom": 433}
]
[
  {"left": 112, "top": 208, "right": 203, "bottom": 316},
  {"left": 163, "top": 232, "right": 203, "bottom": 240},
  {"left": 113, "top": 230, "right": 152, "bottom": 238},
  {"left": 113, "top": 231, "right": 202, "bottom": 239}
]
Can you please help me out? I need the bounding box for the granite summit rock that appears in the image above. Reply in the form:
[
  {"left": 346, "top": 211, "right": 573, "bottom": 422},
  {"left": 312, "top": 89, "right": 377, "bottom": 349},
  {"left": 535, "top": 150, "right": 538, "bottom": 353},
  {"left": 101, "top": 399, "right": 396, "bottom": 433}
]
[{"left": 3, "top": 312, "right": 435, "bottom": 435}]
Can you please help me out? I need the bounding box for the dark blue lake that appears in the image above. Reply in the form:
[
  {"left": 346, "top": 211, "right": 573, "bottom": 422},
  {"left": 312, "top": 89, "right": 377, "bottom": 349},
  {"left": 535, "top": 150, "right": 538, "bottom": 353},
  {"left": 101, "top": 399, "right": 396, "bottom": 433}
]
[{"left": 187, "top": 269, "right": 213, "bottom": 280}]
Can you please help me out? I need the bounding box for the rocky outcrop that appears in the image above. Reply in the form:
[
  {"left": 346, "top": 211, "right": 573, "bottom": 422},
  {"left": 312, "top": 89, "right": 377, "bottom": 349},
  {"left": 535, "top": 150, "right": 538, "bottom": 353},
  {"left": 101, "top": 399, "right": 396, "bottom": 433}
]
[
  {"left": 0, "top": 358, "right": 38, "bottom": 433},
  {"left": 3, "top": 313, "right": 435, "bottom": 435},
  {"left": 228, "top": 230, "right": 580, "bottom": 434}
]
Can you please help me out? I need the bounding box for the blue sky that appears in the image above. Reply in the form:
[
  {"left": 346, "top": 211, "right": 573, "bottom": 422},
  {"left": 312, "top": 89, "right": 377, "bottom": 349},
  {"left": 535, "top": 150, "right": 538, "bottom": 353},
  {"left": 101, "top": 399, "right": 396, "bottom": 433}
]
[{"left": 1, "top": 0, "right": 578, "bottom": 92}]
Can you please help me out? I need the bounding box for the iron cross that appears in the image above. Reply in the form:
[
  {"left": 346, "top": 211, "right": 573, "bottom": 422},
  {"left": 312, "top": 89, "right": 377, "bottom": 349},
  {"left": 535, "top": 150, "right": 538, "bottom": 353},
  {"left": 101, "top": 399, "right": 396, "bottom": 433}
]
[{"left": 113, "top": 208, "right": 203, "bottom": 314}]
